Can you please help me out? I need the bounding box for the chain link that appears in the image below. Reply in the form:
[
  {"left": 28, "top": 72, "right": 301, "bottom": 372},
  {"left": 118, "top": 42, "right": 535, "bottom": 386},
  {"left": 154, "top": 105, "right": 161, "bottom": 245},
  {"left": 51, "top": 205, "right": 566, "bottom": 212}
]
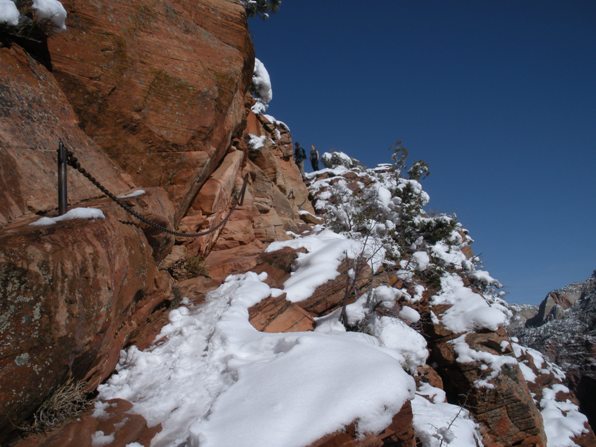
[{"left": 64, "top": 147, "right": 248, "bottom": 238}]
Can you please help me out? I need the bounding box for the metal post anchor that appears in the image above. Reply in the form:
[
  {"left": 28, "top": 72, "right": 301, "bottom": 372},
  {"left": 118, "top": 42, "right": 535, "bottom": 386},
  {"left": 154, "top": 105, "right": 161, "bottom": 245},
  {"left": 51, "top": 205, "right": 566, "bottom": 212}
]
[{"left": 57, "top": 140, "right": 68, "bottom": 215}]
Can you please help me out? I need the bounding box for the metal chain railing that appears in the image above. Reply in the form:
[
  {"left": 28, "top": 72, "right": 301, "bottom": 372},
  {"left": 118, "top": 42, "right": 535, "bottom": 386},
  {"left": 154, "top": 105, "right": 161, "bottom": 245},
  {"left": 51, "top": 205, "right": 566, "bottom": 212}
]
[{"left": 59, "top": 142, "right": 248, "bottom": 238}]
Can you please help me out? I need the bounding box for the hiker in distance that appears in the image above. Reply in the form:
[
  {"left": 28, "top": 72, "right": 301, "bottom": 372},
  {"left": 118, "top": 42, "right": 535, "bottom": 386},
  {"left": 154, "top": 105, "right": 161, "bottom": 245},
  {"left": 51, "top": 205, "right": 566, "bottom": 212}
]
[
  {"left": 310, "top": 144, "right": 320, "bottom": 171},
  {"left": 294, "top": 142, "right": 306, "bottom": 176}
]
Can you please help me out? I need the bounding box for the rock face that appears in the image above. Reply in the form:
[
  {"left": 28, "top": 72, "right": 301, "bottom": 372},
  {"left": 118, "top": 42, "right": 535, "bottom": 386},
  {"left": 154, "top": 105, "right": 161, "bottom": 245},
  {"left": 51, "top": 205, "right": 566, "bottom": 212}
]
[
  {"left": 0, "top": 191, "right": 174, "bottom": 440},
  {"left": 48, "top": 0, "right": 255, "bottom": 221},
  {"left": 0, "top": 44, "right": 132, "bottom": 226},
  {"left": 526, "top": 279, "right": 586, "bottom": 326},
  {"left": 507, "top": 303, "right": 538, "bottom": 331},
  {"left": 195, "top": 109, "right": 314, "bottom": 282},
  {"left": 1, "top": 0, "right": 314, "bottom": 441},
  {"left": 308, "top": 401, "right": 416, "bottom": 447},
  {"left": 512, "top": 271, "right": 596, "bottom": 431},
  {"left": 3, "top": 0, "right": 593, "bottom": 445},
  {"left": 430, "top": 329, "right": 546, "bottom": 447}
]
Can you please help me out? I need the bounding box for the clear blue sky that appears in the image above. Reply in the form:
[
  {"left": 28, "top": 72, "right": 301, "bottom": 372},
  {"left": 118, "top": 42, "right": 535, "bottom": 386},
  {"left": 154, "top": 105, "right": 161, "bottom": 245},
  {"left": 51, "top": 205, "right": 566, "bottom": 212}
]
[{"left": 249, "top": 0, "right": 596, "bottom": 304}]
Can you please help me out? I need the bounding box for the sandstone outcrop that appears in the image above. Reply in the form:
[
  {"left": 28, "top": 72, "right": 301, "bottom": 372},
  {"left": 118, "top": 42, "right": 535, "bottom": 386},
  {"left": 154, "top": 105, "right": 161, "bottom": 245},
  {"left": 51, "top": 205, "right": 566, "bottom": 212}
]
[
  {"left": 526, "top": 279, "right": 586, "bottom": 326},
  {"left": 429, "top": 330, "right": 546, "bottom": 447},
  {"left": 246, "top": 246, "right": 416, "bottom": 446},
  {"left": 0, "top": 44, "right": 132, "bottom": 226},
  {"left": 249, "top": 295, "right": 315, "bottom": 333},
  {"left": 509, "top": 341, "right": 596, "bottom": 447},
  {"left": 48, "top": 0, "right": 255, "bottom": 223},
  {"left": 191, "top": 108, "right": 314, "bottom": 281},
  {"left": 3, "top": 0, "right": 592, "bottom": 445},
  {"left": 1, "top": 0, "right": 314, "bottom": 441},
  {"left": 0, "top": 190, "right": 173, "bottom": 440},
  {"left": 308, "top": 401, "right": 415, "bottom": 447}
]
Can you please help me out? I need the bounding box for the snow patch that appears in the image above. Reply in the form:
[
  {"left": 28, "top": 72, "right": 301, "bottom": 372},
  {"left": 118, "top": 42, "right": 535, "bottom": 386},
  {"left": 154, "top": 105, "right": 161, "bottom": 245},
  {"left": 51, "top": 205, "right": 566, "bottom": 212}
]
[
  {"left": 540, "top": 384, "right": 588, "bottom": 447},
  {"left": 413, "top": 383, "right": 483, "bottom": 447},
  {"left": 91, "top": 431, "right": 115, "bottom": 447},
  {"left": 248, "top": 134, "right": 267, "bottom": 150},
  {"left": 470, "top": 270, "right": 501, "bottom": 287},
  {"left": 412, "top": 251, "right": 430, "bottom": 271},
  {"left": 399, "top": 306, "right": 421, "bottom": 324},
  {"left": 431, "top": 241, "right": 467, "bottom": 269},
  {"left": 0, "top": 0, "right": 19, "bottom": 26},
  {"left": 450, "top": 334, "right": 517, "bottom": 388},
  {"left": 432, "top": 273, "right": 509, "bottom": 333},
  {"left": 369, "top": 316, "right": 428, "bottom": 372},
  {"left": 118, "top": 189, "right": 146, "bottom": 199},
  {"left": 32, "top": 0, "right": 67, "bottom": 30},
  {"left": 510, "top": 342, "right": 566, "bottom": 381},
  {"left": 100, "top": 272, "right": 415, "bottom": 447},
  {"left": 266, "top": 229, "right": 363, "bottom": 302},
  {"left": 263, "top": 113, "right": 290, "bottom": 131},
  {"left": 251, "top": 58, "right": 272, "bottom": 113},
  {"left": 31, "top": 207, "right": 105, "bottom": 226}
]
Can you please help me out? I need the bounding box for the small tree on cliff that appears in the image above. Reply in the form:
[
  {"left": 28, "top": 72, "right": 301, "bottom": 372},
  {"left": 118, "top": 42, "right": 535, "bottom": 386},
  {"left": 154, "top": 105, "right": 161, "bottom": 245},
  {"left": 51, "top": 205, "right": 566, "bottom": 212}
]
[
  {"left": 243, "top": 0, "right": 281, "bottom": 19},
  {"left": 390, "top": 140, "right": 409, "bottom": 176}
]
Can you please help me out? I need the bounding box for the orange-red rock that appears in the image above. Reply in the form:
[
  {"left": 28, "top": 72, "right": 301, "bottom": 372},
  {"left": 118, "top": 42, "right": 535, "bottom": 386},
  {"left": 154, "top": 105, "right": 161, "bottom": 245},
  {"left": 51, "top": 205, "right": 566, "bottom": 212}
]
[
  {"left": 430, "top": 332, "right": 546, "bottom": 447},
  {"left": 308, "top": 400, "right": 415, "bottom": 447},
  {"left": 13, "top": 399, "right": 160, "bottom": 447},
  {"left": 48, "top": 0, "right": 255, "bottom": 222},
  {"left": 0, "top": 191, "right": 173, "bottom": 440},
  {"left": 203, "top": 243, "right": 264, "bottom": 283},
  {"left": 249, "top": 296, "right": 315, "bottom": 333},
  {"left": 0, "top": 0, "right": 320, "bottom": 444},
  {"left": 297, "top": 259, "right": 372, "bottom": 316},
  {"left": 193, "top": 150, "right": 245, "bottom": 216},
  {"left": 0, "top": 45, "right": 132, "bottom": 226},
  {"left": 252, "top": 247, "right": 300, "bottom": 289}
]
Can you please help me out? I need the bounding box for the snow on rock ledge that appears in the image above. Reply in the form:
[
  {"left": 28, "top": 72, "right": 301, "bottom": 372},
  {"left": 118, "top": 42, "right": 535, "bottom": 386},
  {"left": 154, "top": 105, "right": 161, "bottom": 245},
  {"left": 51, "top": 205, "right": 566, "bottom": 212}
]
[
  {"left": 0, "top": 0, "right": 20, "bottom": 26},
  {"left": 251, "top": 58, "right": 272, "bottom": 114},
  {"left": 413, "top": 383, "right": 483, "bottom": 447},
  {"left": 266, "top": 229, "right": 364, "bottom": 302},
  {"left": 540, "top": 384, "right": 590, "bottom": 447},
  {"left": 432, "top": 273, "right": 510, "bottom": 333},
  {"left": 99, "top": 271, "right": 415, "bottom": 447},
  {"left": 30, "top": 207, "right": 105, "bottom": 226}
]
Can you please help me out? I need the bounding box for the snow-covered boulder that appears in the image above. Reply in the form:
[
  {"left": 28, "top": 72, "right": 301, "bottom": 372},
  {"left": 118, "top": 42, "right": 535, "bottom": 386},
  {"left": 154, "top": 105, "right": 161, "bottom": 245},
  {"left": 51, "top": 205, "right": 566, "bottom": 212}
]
[{"left": 321, "top": 151, "right": 364, "bottom": 169}]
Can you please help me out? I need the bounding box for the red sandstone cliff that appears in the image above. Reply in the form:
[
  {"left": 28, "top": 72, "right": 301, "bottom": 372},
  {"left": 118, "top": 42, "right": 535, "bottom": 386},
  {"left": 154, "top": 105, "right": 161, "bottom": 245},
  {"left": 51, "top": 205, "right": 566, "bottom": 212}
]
[
  {"left": 0, "top": 0, "right": 311, "bottom": 442},
  {"left": 1, "top": 2, "right": 594, "bottom": 447}
]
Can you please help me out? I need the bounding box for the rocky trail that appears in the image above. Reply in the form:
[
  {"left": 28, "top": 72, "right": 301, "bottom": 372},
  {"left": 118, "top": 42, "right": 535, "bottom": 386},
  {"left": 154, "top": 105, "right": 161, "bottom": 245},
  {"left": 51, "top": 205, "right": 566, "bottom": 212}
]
[{"left": 1, "top": 1, "right": 595, "bottom": 446}]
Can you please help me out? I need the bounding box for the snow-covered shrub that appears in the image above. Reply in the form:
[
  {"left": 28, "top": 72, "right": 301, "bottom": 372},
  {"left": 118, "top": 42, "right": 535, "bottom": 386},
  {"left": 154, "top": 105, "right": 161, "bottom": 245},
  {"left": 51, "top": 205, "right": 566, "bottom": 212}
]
[
  {"left": 417, "top": 215, "right": 458, "bottom": 245},
  {"left": 0, "top": 0, "right": 20, "bottom": 27},
  {"left": 408, "top": 160, "right": 430, "bottom": 181},
  {"left": 390, "top": 140, "right": 409, "bottom": 175},
  {"left": 321, "top": 151, "right": 364, "bottom": 170},
  {"left": 310, "top": 149, "right": 445, "bottom": 268},
  {"left": 242, "top": 0, "right": 281, "bottom": 19},
  {"left": 309, "top": 147, "right": 500, "bottom": 299},
  {"left": 0, "top": 0, "right": 67, "bottom": 37}
]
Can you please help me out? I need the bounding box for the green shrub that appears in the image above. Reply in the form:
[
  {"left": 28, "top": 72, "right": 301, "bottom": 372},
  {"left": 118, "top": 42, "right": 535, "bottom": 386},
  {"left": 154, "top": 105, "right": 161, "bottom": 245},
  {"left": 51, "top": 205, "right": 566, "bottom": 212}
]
[{"left": 243, "top": 0, "right": 281, "bottom": 19}]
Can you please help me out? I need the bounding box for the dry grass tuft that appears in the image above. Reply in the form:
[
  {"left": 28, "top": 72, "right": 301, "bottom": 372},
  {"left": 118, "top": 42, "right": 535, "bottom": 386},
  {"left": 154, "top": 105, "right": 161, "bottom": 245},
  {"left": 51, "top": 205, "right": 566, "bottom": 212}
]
[{"left": 20, "top": 380, "right": 90, "bottom": 433}]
